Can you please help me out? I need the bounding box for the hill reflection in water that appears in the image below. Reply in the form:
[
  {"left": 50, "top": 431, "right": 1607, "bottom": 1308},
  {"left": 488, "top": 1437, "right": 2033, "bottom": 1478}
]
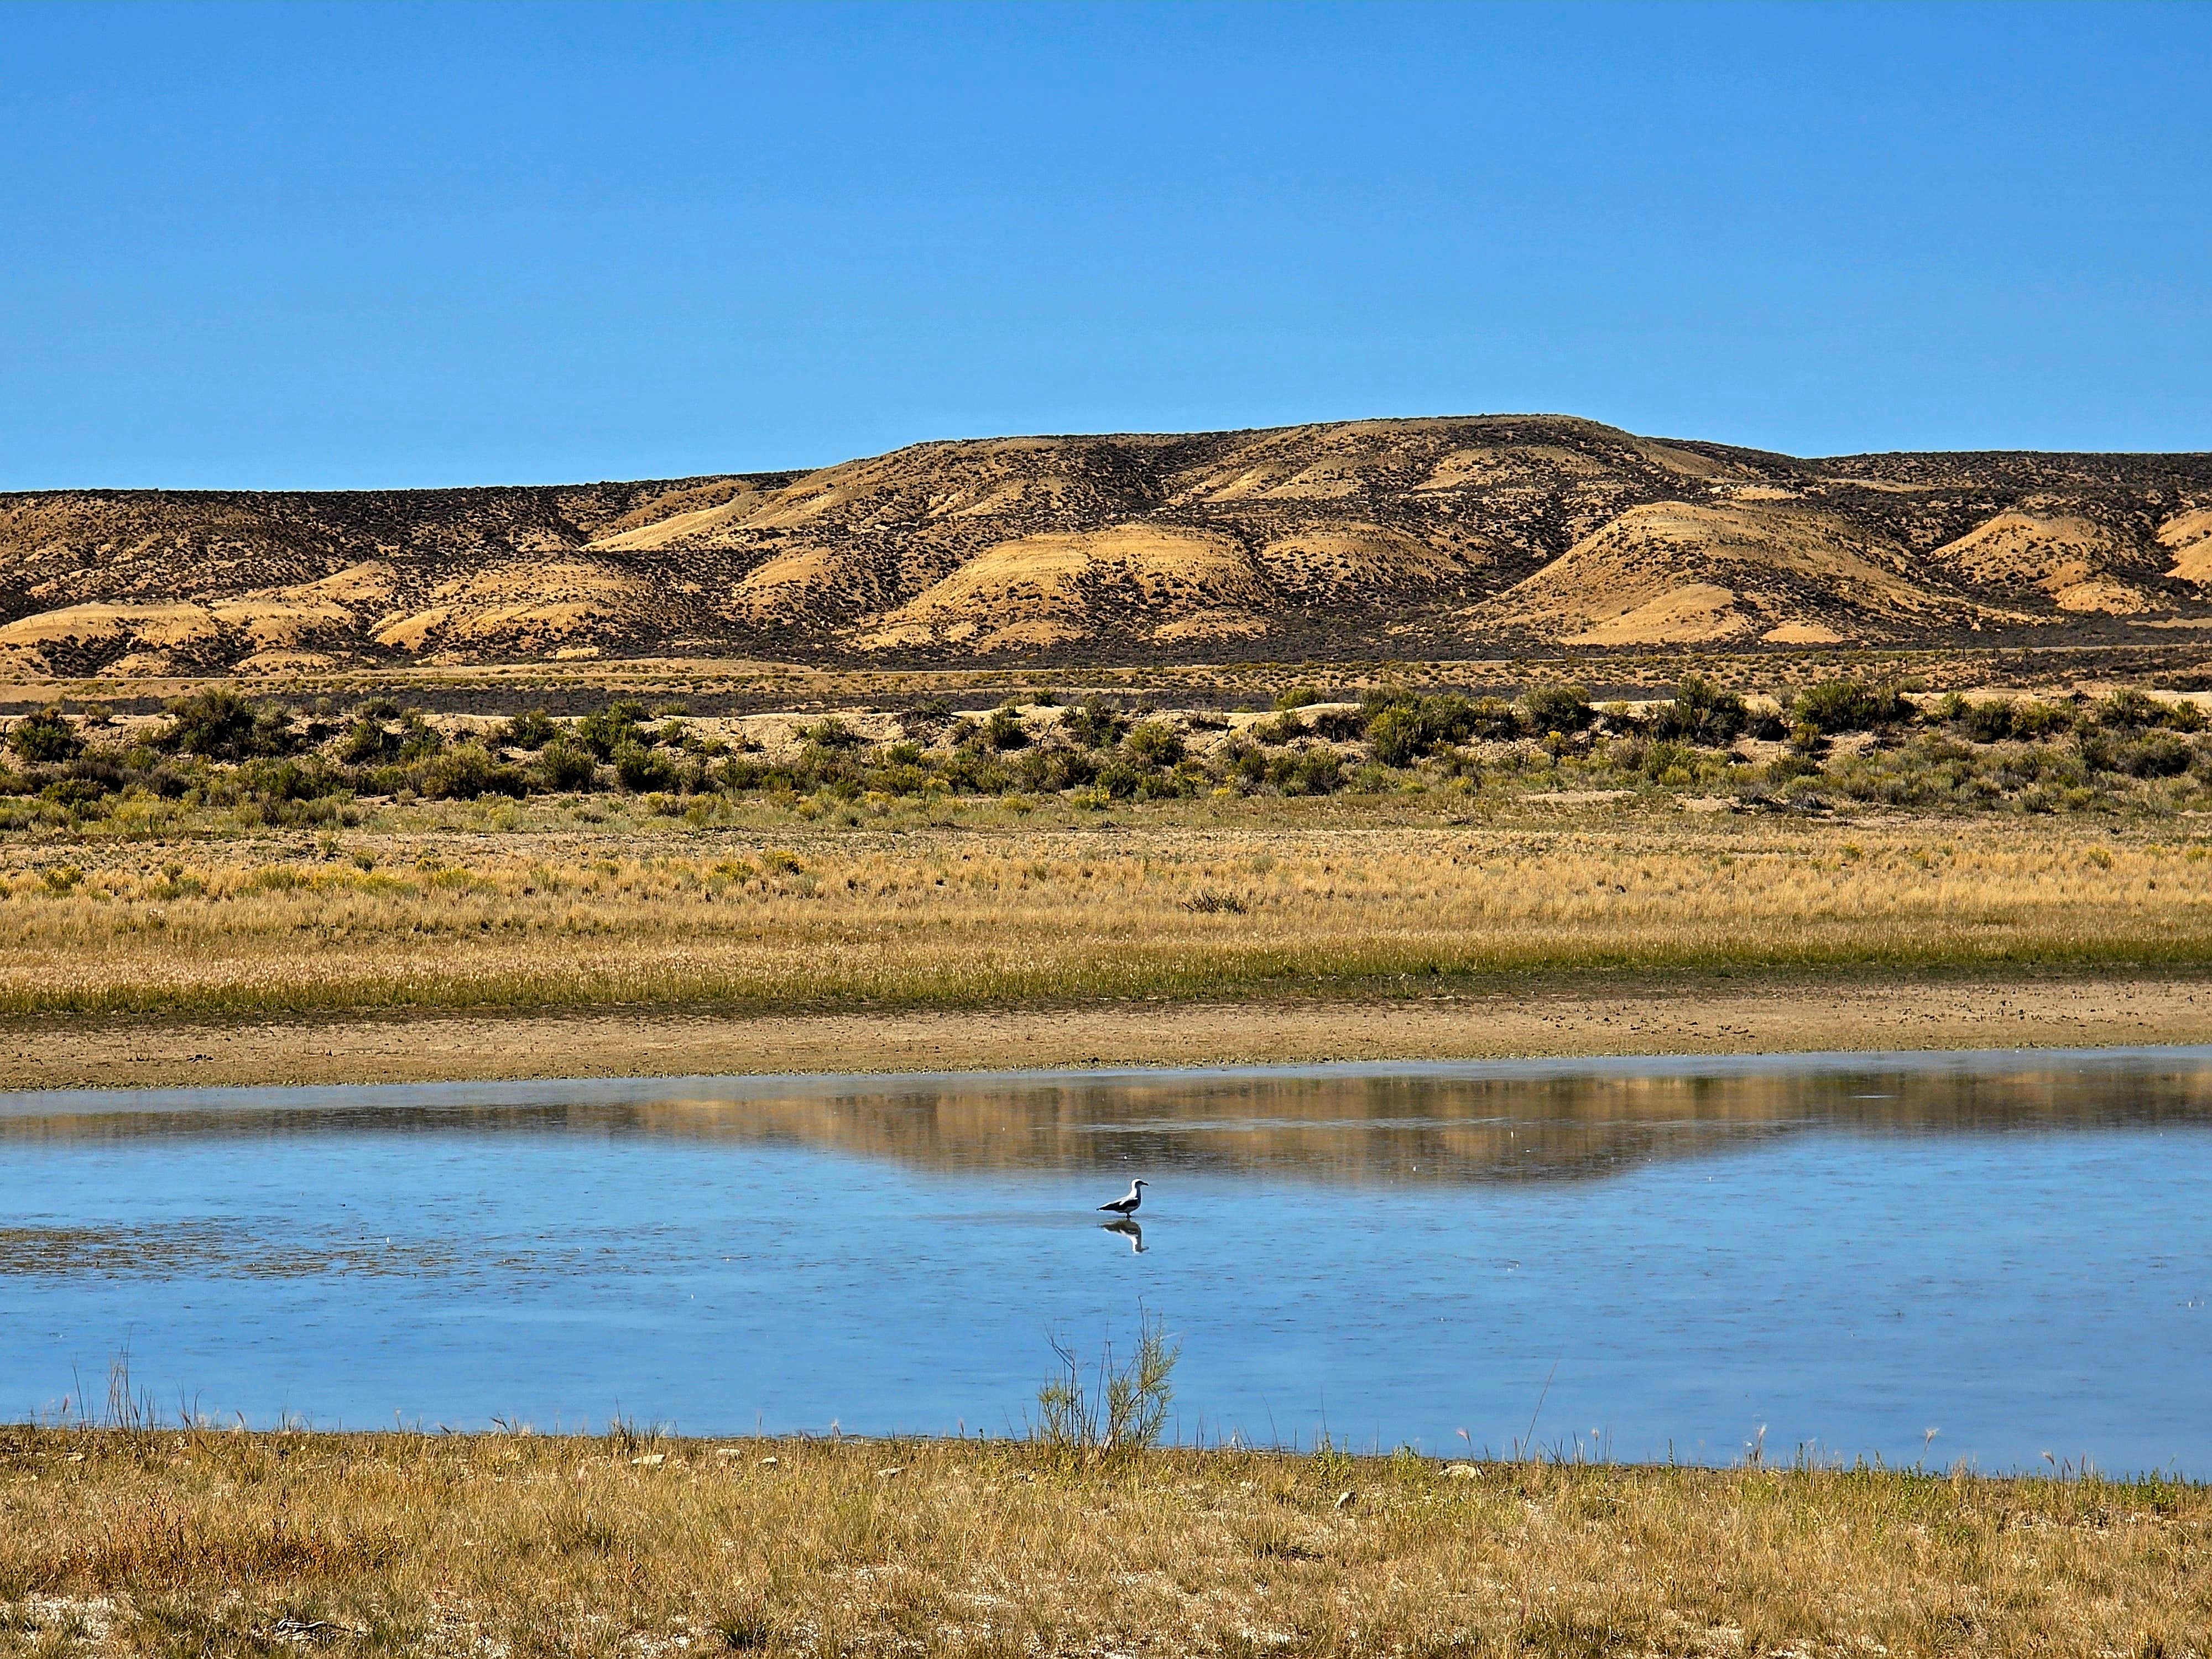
[{"left": 9, "top": 1048, "right": 2212, "bottom": 1188}]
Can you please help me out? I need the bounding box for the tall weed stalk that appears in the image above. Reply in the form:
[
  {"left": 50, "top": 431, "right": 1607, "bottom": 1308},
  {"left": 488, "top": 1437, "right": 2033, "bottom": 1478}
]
[{"left": 1032, "top": 1311, "right": 1180, "bottom": 1467}]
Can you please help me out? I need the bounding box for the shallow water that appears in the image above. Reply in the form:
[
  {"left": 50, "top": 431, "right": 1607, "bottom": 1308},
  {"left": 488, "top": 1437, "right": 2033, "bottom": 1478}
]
[{"left": 4, "top": 1049, "right": 2210, "bottom": 1472}]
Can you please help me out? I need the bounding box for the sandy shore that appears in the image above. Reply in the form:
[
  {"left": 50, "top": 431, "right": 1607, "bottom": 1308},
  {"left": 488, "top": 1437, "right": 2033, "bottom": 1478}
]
[{"left": 7, "top": 970, "right": 2211, "bottom": 1092}]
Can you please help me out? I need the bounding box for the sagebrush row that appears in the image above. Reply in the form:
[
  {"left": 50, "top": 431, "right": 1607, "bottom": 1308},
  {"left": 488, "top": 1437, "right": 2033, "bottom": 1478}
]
[{"left": 2, "top": 679, "right": 2208, "bottom": 829}]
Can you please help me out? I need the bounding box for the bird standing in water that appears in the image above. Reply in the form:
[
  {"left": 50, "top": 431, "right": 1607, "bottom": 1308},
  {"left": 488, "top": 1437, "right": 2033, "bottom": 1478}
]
[{"left": 1098, "top": 1179, "right": 1147, "bottom": 1217}]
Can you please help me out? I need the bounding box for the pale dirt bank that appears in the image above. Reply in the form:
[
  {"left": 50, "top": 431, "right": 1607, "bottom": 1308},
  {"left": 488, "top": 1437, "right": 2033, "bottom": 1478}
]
[{"left": 7, "top": 972, "right": 2211, "bottom": 1092}]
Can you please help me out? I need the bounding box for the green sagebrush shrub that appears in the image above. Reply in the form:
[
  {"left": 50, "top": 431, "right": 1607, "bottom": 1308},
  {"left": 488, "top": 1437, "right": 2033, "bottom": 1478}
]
[{"left": 8, "top": 707, "right": 82, "bottom": 764}]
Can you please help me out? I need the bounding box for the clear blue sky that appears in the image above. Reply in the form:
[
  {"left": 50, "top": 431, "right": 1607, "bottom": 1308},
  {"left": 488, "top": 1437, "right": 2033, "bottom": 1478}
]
[{"left": 2, "top": 1, "right": 2205, "bottom": 488}]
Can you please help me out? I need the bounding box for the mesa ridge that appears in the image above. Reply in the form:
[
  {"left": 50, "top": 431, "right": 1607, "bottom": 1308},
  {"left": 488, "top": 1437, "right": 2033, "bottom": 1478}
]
[{"left": 6, "top": 415, "right": 2210, "bottom": 675}]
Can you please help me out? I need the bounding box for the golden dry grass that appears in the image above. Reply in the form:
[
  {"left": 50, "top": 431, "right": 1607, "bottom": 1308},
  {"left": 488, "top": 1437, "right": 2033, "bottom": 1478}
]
[
  {"left": 5, "top": 806, "right": 2212, "bottom": 1018},
  {"left": 1, "top": 1429, "right": 2203, "bottom": 1657}
]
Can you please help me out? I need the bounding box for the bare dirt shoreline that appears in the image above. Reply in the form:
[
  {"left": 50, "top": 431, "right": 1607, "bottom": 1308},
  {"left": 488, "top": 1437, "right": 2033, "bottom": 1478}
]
[{"left": 9, "top": 971, "right": 2212, "bottom": 1093}]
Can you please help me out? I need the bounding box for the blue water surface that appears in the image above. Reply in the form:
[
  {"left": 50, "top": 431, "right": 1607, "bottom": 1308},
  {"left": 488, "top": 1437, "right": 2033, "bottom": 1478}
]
[{"left": 3, "top": 1050, "right": 2208, "bottom": 1472}]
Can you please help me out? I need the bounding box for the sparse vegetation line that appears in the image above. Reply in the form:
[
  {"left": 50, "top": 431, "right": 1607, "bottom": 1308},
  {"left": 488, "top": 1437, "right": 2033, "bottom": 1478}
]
[{"left": 12, "top": 675, "right": 2212, "bottom": 831}]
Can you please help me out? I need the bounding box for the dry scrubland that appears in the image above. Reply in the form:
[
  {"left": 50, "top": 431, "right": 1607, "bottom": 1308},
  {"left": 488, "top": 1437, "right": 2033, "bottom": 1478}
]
[
  {"left": 1, "top": 1430, "right": 2204, "bottom": 1658},
  {"left": 8, "top": 679, "right": 2212, "bottom": 1027}
]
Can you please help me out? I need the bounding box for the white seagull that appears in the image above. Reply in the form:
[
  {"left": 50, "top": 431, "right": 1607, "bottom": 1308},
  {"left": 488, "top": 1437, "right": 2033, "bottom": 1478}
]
[{"left": 1098, "top": 1179, "right": 1147, "bottom": 1217}]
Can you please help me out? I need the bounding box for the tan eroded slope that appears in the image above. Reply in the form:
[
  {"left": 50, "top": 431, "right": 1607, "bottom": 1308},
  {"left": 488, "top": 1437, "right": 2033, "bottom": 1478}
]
[{"left": 1468, "top": 501, "right": 2002, "bottom": 646}]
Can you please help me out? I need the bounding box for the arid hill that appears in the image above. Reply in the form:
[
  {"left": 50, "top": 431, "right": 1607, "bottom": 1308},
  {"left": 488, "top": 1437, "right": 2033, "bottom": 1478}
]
[{"left": 4, "top": 416, "right": 2209, "bottom": 674}]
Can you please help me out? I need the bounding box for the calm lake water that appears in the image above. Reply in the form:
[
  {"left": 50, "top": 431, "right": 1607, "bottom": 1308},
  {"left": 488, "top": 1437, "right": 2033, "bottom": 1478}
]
[{"left": 4, "top": 1050, "right": 2210, "bottom": 1473}]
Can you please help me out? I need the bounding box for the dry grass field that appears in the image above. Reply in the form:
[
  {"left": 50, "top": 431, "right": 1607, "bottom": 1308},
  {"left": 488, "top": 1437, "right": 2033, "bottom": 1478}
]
[
  {"left": 11, "top": 669, "right": 2212, "bottom": 1081},
  {"left": 1, "top": 1428, "right": 2203, "bottom": 1658},
  {"left": 4, "top": 800, "right": 2211, "bottom": 1022}
]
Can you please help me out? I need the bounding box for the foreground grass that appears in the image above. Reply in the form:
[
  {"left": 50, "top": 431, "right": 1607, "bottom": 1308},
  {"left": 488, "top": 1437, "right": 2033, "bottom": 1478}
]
[
  {"left": 3, "top": 802, "right": 2212, "bottom": 1018},
  {"left": 1, "top": 1429, "right": 2203, "bottom": 1657}
]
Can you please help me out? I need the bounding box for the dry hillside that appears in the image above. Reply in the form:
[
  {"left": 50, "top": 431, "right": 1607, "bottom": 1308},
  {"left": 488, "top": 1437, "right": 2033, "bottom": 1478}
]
[{"left": 3, "top": 416, "right": 2209, "bottom": 673}]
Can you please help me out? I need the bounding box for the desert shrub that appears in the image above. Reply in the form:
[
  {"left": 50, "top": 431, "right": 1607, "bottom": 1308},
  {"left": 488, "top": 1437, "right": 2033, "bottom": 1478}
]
[
  {"left": 340, "top": 714, "right": 399, "bottom": 765},
  {"left": 397, "top": 714, "right": 446, "bottom": 759},
  {"left": 1522, "top": 683, "right": 1594, "bottom": 735},
  {"left": 1361, "top": 693, "right": 1501, "bottom": 765},
  {"left": 499, "top": 709, "right": 560, "bottom": 749},
  {"left": 237, "top": 754, "right": 352, "bottom": 802},
  {"left": 714, "top": 755, "right": 766, "bottom": 792},
  {"left": 158, "top": 689, "right": 299, "bottom": 760},
  {"left": 2098, "top": 688, "right": 2171, "bottom": 732},
  {"left": 1986, "top": 743, "right": 2083, "bottom": 792},
  {"left": 534, "top": 739, "right": 600, "bottom": 792},
  {"left": 983, "top": 707, "right": 1030, "bottom": 752},
  {"left": 1123, "top": 721, "right": 1185, "bottom": 768},
  {"left": 39, "top": 777, "right": 111, "bottom": 812},
  {"left": 1311, "top": 706, "right": 1368, "bottom": 740},
  {"left": 1210, "top": 741, "right": 1256, "bottom": 790},
  {"left": 1149, "top": 761, "right": 1209, "bottom": 801},
  {"left": 1273, "top": 685, "right": 1324, "bottom": 710},
  {"left": 1636, "top": 740, "right": 1698, "bottom": 785},
  {"left": 65, "top": 753, "right": 137, "bottom": 794},
  {"left": 802, "top": 717, "right": 864, "bottom": 750},
  {"left": 1364, "top": 703, "right": 1427, "bottom": 766},
  {"left": 1794, "top": 679, "right": 1913, "bottom": 734},
  {"left": 420, "top": 742, "right": 526, "bottom": 800},
  {"left": 940, "top": 749, "right": 1013, "bottom": 794},
  {"left": 795, "top": 740, "right": 862, "bottom": 787},
  {"left": 609, "top": 741, "right": 676, "bottom": 794},
  {"left": 1354, "top": 708, "right": 1442, "bottom": 774},
  {"left": 1250, "top": 711, "right": 1309, "bottom": 744},
  {"left": 1094, "top": 759, "right": 1144, "bottom": 800},
  {"left": 2009, "top": 700, "right": 2070, "bottom": 739},
  {"left": 8, "top": 707, "right": 82, "bottom": 764},
  {"left": 341, "top": 707, "right": 443, "bottom": 765},
  {"left": 576, "top": 701, "right": 652, "bottom": 759},
  {"left": 1958, "top": 698, "right": 2017, "bottom": 743},
  {"left": 1464, "top": 697, "right": 1523, "bottom": 739},
  {"left": 1015, "top": 747, "right": 1099, "bottom": 793},
  {"left": 1764, "top": 753, "right": 1824, "bottom": 785},
  {"left": 1270, "top": 744, "right": 1343, "bottom": 795},
  {"left": 2116, "top": 733, "right": 2193, "bottom": 778},
  {"left": 870, "top": 761, "right": 931, "bottom": 796},
  {"left": 1651, "top": 674, "right": 1746, "bottom": 746},
  {"left": 897, "top": 698, "right": 953, "bottom": 739},
  {"left": 1844, "top": 761, "right": 1994, "bottom": 809},
  {"left": 1063, "top": 697, "right": 1129, "bottom": 749}
]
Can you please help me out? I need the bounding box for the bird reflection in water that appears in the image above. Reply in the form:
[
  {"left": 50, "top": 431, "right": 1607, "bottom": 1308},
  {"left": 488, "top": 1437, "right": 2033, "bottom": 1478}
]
[{"left": 1101, "top": 1217, "right": 1145, "bottom": 1254}]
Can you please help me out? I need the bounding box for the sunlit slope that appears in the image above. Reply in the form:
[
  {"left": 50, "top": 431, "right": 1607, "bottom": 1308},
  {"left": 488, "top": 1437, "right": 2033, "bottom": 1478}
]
[
  {"left": 3, "top": 419, "right": 2208, "bottom": 671},
  {"left": 1469, "top": 502, "right": 2016, "bottom": 647}
]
